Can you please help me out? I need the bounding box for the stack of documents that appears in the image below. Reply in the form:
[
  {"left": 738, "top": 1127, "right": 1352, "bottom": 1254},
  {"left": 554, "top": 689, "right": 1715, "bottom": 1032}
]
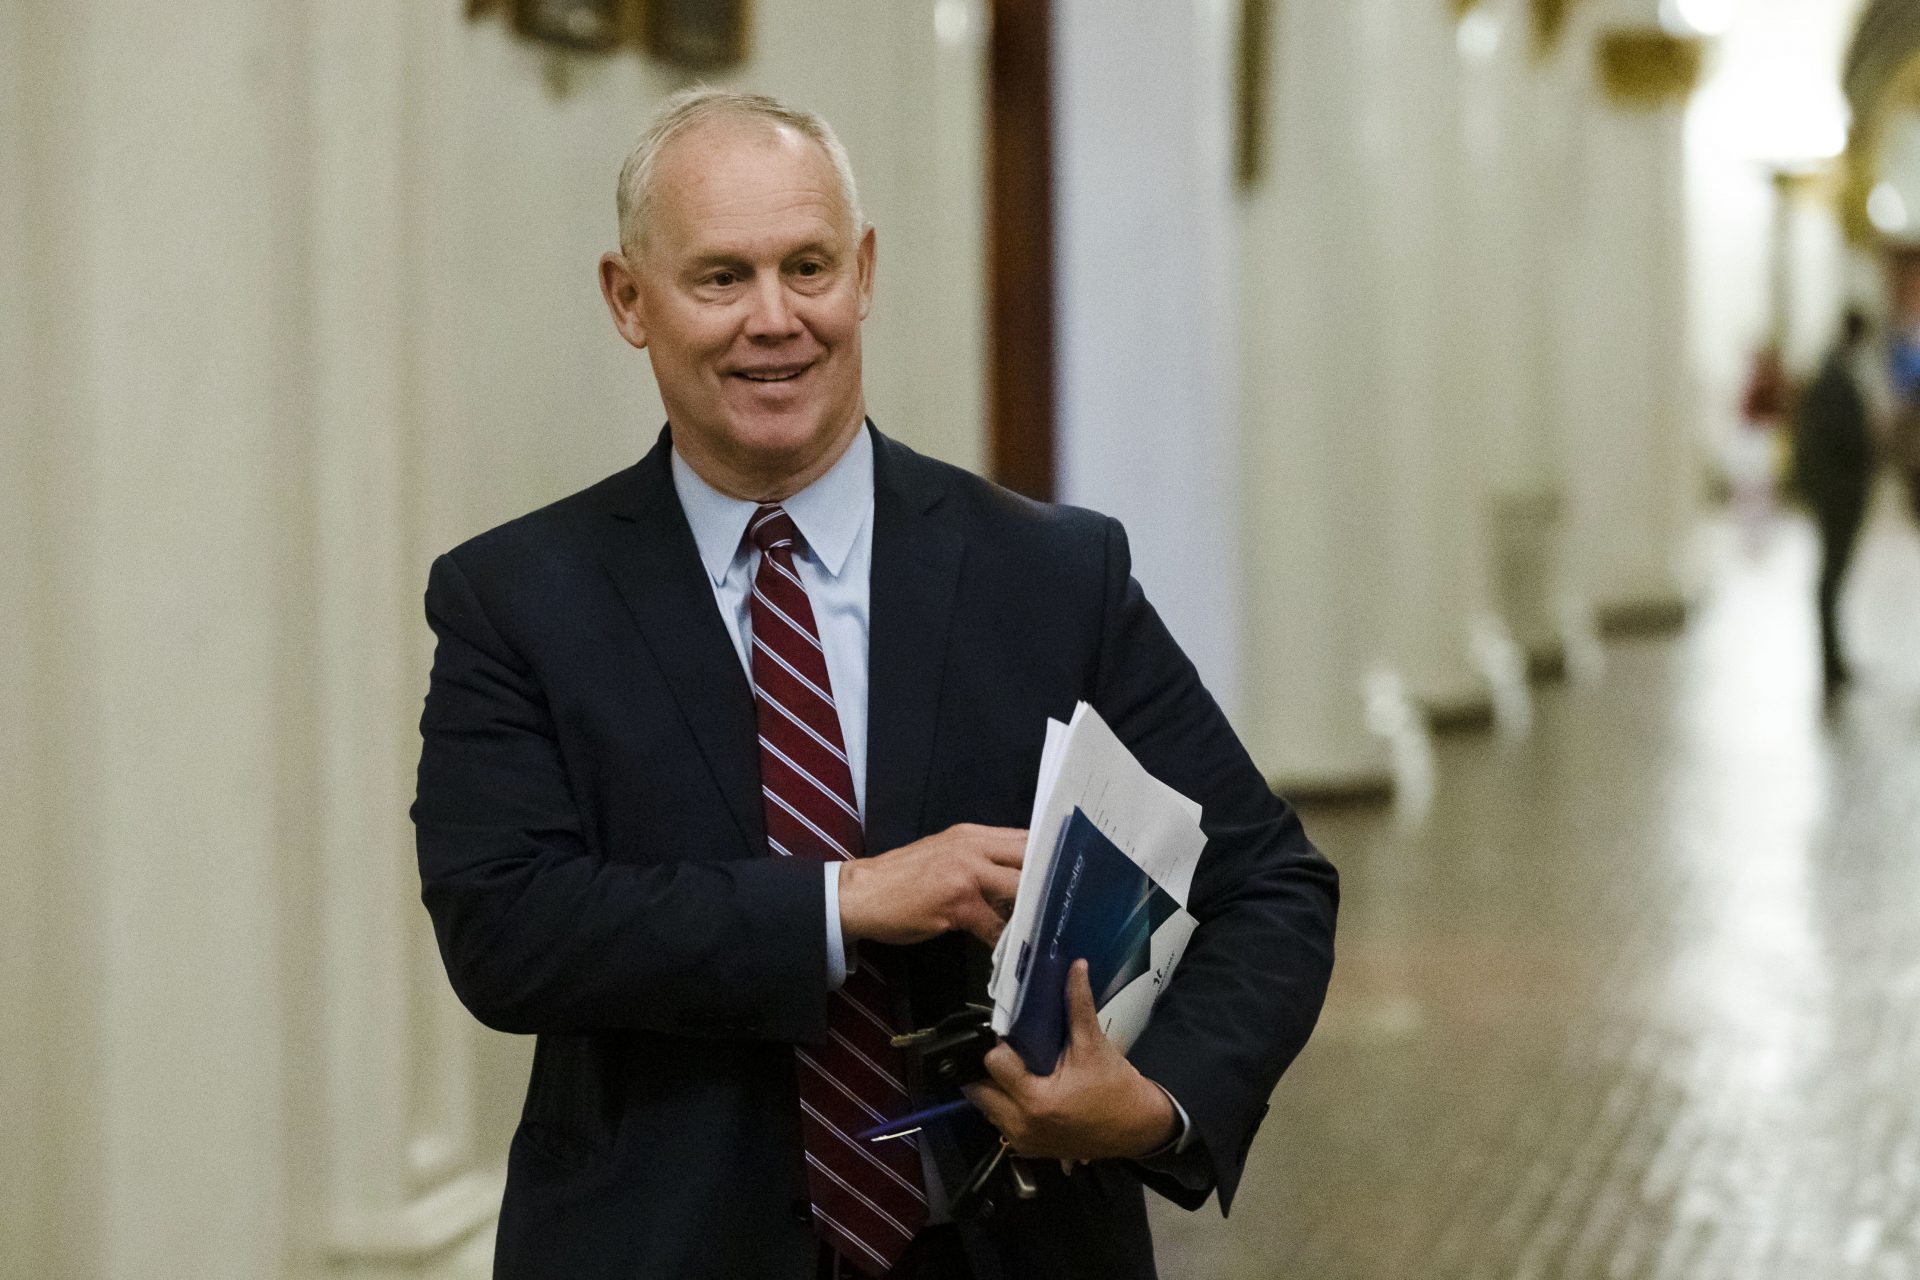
[{"left": 987, "top": 703, "right": 1207, "bottom": 1074}]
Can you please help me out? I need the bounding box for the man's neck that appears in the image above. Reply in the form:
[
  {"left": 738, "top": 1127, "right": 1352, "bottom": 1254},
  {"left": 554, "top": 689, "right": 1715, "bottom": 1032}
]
[{"left": 675, "top": 411, "right": 867, "bottom": 504}]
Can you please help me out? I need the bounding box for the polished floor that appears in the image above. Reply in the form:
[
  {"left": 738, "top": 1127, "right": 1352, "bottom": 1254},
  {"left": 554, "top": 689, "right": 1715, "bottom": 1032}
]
[{"left": 1149, "top": 490, "right": 1920, "bottom": 1278}]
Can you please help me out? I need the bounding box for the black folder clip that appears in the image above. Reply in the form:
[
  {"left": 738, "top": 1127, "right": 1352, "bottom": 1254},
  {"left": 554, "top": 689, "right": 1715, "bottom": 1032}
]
[
  {"left": 890, "top": 1003, "right": 998, "bottom": 1089},
  {"left": 888, "top": 1004, "right": 1044, "bottom": 1219}
]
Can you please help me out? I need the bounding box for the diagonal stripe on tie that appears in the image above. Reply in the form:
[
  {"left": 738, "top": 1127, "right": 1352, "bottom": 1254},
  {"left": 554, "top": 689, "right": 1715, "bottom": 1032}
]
[
  {"left": 763, "top": 786, "right": 858, "bottom": 862},
  {"left": 760, "top": 689, "right": 852, "bottom": 765},
  {"left": 753, "top": 633, "right": 840, "bottom": 711},
  {"left": 745, "top": 505, "right": 925, "bottom": 1278},
  {"left": 800, "top": 1100, "right": 928, "bottom": 1200},
  {"left": 759, "top": 737, "right": 864, "bottom": 824}
]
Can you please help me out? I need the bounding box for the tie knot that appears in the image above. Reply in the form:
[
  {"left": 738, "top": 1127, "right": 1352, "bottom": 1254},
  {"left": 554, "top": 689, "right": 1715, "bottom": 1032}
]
[{"left": 748, "top": 504, "right": 802, "bottom": 555}]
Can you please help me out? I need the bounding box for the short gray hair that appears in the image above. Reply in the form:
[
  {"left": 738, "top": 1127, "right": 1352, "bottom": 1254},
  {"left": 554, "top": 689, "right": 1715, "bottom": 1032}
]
[{"left": 615, "top": 86, "right": 867, "bottom": 259}]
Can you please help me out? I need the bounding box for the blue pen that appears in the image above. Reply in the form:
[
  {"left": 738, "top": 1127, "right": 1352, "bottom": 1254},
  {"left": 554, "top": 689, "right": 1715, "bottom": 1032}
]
[{"left": 857, "top": 1098, "right": 975, "bottom": 1143}]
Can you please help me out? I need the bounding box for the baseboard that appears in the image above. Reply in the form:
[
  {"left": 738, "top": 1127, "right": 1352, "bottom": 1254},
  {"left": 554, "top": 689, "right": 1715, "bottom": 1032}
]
[
  {"left": 1423, "top": 688, "right": 1496, "bottom": 734},
  {"left": 1526, "top": 641, "right": 1568, "bottom": 682},
  {"left": 1270, "top": 767, "right": 1396, "bottom": 807},
  {"left": 1595, "top": 594, "right": 1688, "bottom": 638}
]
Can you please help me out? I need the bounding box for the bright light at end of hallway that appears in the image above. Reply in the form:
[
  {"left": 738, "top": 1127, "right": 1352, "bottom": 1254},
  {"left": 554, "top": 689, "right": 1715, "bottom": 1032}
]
[
  {"left": 1698, "top": 79, "right": 1848, "bottom": 165},
  {"left": 1769, "top": 102, "right": 1849, "bottom": 163},
  {"left": 1663, "top": 0, "right": 1735, "bottom": 36},
  {"left": 1456, "top": 9, "right": 1502, "bottom": 63},
  {"left": 1869, "top": 182, "right": 1910, "bottom": 235}
]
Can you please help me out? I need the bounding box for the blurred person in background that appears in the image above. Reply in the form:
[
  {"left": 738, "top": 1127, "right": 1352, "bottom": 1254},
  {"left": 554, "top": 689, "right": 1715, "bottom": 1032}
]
[
  {"left": 1791, "top": 306, "right": 1877, "bottom": 698},
  {"left": 1732, "top": 343, "right": 1789, "bottom": 548},
  {"left": 1894, "top": 320, "right": 1920, "bottom": 526}
]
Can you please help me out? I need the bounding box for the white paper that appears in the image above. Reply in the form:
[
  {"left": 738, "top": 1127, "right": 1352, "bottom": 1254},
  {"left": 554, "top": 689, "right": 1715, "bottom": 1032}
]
[
  {"left": 988, "top": 717, "right": 1069, "bottom": 980},
  {"left": 1095, "top": 908, "right": 1198, "bottom": 1053},
  {"left": 987, "top": 702, "right": 1207, "bottom": 1034}
]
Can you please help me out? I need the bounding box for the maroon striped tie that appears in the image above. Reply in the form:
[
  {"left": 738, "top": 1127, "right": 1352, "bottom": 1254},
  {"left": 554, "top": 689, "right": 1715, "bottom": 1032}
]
[{"left": 746, "top": 505, "right": 927, "bottom": 1277}]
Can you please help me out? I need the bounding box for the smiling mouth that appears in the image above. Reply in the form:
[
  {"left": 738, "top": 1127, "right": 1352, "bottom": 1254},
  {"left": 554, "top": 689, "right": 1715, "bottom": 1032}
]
[{"left": 734, "top": 364, "right": 811, "bottom": 384}]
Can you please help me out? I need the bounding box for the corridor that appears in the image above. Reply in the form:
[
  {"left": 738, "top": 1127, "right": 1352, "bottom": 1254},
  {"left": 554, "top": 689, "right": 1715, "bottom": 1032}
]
[
  {"left": 15, "top": 2, "right": 1920, "bottom": 1273},
  {"left": 1152, "top": 491, "right": 1920, "bottom": 1278}
]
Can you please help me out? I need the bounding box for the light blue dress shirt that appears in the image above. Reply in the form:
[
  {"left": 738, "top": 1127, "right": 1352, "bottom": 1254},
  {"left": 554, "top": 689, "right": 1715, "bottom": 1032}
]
[{"left": 670, "top": 427, "right": 873, "bottom": 990}]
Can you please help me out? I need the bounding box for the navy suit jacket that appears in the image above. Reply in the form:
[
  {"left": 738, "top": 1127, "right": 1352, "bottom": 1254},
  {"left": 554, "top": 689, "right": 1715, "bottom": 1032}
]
[{"left": 412, "top": 424, "right": 1337, "bottom": 1279}]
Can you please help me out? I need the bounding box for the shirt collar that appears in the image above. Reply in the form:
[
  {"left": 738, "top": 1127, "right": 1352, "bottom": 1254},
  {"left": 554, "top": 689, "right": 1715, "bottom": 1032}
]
[{"left": 670, "top": 422, "right": 874, "bottom": 587}]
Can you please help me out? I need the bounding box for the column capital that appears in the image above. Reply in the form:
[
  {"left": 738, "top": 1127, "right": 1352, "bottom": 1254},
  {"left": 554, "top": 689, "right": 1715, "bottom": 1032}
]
[{"left": 1595, "top": 27, "right": 1707, "bottom": 108}]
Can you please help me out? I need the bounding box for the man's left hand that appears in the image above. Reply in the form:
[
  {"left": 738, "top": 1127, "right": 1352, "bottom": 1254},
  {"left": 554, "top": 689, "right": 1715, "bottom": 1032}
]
[{"left": 962, "top": 960, "right": 1178, "bottom": 1161}]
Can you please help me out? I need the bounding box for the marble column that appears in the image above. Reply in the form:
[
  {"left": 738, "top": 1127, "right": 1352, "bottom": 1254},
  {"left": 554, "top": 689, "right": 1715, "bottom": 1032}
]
[
  {"left": 6, "top": 3, "right": 300, "bottom": 1276},
  {"left": 1240, "top": 0, "right": 1417, "bottom": 796},
  {"left": 1554, "top": 2, "right": 1702, "bottom": 631},
  {"left": 1456, "top": 0, "right": 1593, "bottom": 682},
  {"left": 1053, "top": 0, "right": 1247, "bottom": 722},
  {"left": 1375, "top": 0, "right": 1523, "bottom": 735},
  {"left": 302, "top": 0, "right": 503, "bottom": 1269}
]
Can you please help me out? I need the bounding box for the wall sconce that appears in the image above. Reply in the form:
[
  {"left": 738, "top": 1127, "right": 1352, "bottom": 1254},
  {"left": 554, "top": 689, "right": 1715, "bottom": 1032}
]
[
  {"left": 467, "top": 0, "right": 749, "bottom": 70},
  {"left": 1595, "top": 28, "right": 1706, "bottom": 107},
  {"left": 1532, "top": 0, "right": 1572, "bottom": 58},
  {"left": 511, "top": 0, "right": 627, "bottom": 53},
  {"left": 645, "top": 0, "right": 751, "bottom": 70},
  {"left": 1235, "top": 0, "right": 1272, "bottom": 190}
]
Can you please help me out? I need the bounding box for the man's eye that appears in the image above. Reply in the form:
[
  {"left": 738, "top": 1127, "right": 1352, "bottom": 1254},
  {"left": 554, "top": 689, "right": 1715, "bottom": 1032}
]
[
  {"left": 710, "top": 271, "right": 738, "bottom": 287},
  {"left": 795, "top": 261, "right": 823, "bottom": 278}
]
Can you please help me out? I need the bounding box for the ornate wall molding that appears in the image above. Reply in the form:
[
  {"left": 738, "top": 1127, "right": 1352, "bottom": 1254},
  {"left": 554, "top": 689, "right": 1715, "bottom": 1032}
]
[
  {"left": 1236, "top": 0, "right": 1272, "bottom": 189},
  {"left": 1842, "top": 12, "right": 1920, "bottom": 244},
  {"left": 1595, "top": 28, "right": 1705, "bottom": 108},
  {"left": 1532, "top": 0, "right": 1574, "bottom": 58},
  {"left": 1846, "top": 0, "right": 1920, "bottom": 127},
  {"left": 466, "top": 0, "right": 748, "bottom": 69}
]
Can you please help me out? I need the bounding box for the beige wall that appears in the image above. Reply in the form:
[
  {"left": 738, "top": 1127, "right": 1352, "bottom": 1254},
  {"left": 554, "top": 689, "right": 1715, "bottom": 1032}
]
[{"left": 3, "top": 5, "right": 52, "bottom": 1272}]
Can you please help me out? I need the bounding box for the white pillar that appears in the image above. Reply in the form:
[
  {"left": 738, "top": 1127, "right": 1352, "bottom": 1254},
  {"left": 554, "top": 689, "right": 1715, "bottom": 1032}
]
[
  {"left": 1, "top": 8, "right": 68, "bottom": 1277},
  {"left": 1054, "top": 0, "right": 1246, "bottom": 722},
  {"left": 301, "top": 0, "right": 503, "bottom": 1269},
  {"left": 1555, "top": 4, "right": 1700, "bottom": 625},
  {"left": 1239, "top": 0, "right": 1410, "bottom": 794},
  {"left": 854, "top": 0, "right": 990, "bottom": 477},
  {"left": 1375, "top": 0, "right": 1516, "bottom": 730},
  {"left": 8, "top": 4, "right": 297, "bottom": 1276},
  {"left": 1453, "top": 0, "right": 1571, "bottom": 676},
  {"left": 1477, "top": 0, "right": 1592, "bottom": 672}
]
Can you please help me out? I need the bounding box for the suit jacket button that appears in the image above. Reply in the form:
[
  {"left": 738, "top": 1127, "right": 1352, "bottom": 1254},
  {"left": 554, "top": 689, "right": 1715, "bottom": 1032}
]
[{"left": 790, "top": 1197, "right": 812, "bottom": 1224}]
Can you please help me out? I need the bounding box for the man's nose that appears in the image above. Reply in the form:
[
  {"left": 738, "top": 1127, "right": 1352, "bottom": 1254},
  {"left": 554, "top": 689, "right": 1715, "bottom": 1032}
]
[{"left": 742, "top": 276, "right": 802, "bottom": 339}]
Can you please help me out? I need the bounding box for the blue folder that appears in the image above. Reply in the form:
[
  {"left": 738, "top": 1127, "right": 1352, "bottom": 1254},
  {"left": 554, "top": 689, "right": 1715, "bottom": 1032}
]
[{"left": 1004, "top": 806, "right": 1182, "bottom": 1075}]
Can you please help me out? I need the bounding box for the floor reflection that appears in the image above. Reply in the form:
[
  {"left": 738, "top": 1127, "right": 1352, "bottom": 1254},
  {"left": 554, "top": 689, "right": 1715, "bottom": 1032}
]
[{"left": 1150, "top": 488, "right": 1920, "bottom": 1278}]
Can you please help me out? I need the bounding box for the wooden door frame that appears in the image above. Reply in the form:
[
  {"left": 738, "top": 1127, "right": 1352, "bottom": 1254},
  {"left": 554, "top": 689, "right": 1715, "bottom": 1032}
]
[{"left": 987, "top": 0, "right": 1055, "bottom": 501}]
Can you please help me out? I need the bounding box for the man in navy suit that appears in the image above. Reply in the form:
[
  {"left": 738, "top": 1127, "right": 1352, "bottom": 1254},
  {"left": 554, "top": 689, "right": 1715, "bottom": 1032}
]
[{"left": 412, "top": 87, "right": 1336, "bottom": 1279}]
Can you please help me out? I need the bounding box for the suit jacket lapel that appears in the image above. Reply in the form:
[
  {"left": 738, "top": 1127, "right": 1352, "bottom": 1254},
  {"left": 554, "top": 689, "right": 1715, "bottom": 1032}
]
[
  {"left": 864, "top": 426, "right": 965, "bottom": 859},
  {"left": 594, "top": 430, "right": 766, "bottom": 856}
]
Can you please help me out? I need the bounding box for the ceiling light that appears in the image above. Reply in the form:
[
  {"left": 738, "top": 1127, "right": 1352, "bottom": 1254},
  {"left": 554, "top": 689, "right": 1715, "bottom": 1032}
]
[{"left": 1869, "top": 183, "right": 1909, "bottom": 234}]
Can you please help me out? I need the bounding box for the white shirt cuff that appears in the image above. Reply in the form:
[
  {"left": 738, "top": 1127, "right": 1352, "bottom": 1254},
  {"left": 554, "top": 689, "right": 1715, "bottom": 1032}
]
[
  {"left": 824, "top": 862, "right": 848, "bottom": 990},
  {"left": 1145, "top": 1082, "right": 1195, "bottom": 1156}
]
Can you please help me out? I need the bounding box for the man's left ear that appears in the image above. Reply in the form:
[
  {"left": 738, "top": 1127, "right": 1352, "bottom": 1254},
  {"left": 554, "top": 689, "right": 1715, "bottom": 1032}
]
[{"left": 856, "top": 225, "right": 877, "bottom": 321}]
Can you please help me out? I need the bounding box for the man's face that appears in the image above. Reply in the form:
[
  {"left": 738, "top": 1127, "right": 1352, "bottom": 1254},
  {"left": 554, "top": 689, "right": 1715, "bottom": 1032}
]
[{"left": 603, "top": 120, "right": 875, "bottom": 498}]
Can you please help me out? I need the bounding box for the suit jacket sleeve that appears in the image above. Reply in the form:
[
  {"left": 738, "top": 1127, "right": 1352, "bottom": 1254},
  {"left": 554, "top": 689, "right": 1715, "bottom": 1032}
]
[
  {"left": 411, "top": 550, "right": 830, "bottom": 1041},
  {"left": 1091, "top": 518, "right": 1339, "bottom": 1214}
]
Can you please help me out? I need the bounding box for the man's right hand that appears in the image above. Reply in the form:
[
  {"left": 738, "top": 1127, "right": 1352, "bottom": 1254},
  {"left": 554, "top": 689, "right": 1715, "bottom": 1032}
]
[{"left": 837, "top": 824, "right": 1027, "bottom": 948}]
